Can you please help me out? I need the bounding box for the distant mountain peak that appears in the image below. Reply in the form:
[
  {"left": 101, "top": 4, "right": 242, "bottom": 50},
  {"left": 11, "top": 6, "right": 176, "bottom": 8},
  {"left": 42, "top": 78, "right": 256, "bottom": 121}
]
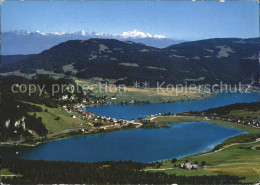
[
  {"left": 6, "top": 29, "right": 167, "bottom": 39},
  {"left": 117, "top": 30, "right": 166, "bottom": 39},
  {"left": 2, "top": 30, "right": 184, "bottom": 55}
]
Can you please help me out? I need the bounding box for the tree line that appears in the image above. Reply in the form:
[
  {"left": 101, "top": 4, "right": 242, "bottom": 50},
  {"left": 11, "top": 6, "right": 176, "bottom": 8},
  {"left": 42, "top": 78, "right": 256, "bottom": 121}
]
[{"left": 1, "top": 158, "right": 244, "bottom": 184}]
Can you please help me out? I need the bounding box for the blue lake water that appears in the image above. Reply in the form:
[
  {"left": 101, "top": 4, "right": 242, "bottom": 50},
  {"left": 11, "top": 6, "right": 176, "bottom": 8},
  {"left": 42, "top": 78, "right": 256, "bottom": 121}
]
[
  {"left": 4, "top": 122, "right": 244, "bottom": 163},
  {"left": 85, "top": 92, "right": 260, "bottom": 120},
  {"left": 3, "top": 92, "right": 259, "bottom": 162}
]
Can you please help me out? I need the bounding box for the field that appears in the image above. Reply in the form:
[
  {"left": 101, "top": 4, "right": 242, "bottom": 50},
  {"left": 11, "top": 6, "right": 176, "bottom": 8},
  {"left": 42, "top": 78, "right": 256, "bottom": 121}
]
[
  {"left": 145, "top": 141, "right": 260, "bottom": 183},
  {"left": 153, "top": 116, "right": 259, "bottom": 134},
  {"left": 26, "top": 103, "right": 90, "bottom": 134},
  {"left": 148, "top": 109, "right": 260, "bottom": 183},
  {"left": 1, "top": 168, "right": 18, "bottom": 176},
  {"left": 228, "top": 109, "right": 260, "bottom": 120},
  {"left": 1, "top": 168, "right": 22, "bottom": 178},
  {"left": 75, "top": 79, "right": 213, "bottom": 104}
]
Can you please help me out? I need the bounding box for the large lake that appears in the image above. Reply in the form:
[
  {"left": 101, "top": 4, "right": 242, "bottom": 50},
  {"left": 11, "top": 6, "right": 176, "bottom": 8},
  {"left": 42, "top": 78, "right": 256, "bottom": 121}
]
[
  {"left": 3, "top": 122, "right": 244, "bottom": 162},
  {"left": 85, "top": 92, "right": 260, "bottom": 120},
  {"left": 2, "top": 92, "right": 259, "bottom": 162}
]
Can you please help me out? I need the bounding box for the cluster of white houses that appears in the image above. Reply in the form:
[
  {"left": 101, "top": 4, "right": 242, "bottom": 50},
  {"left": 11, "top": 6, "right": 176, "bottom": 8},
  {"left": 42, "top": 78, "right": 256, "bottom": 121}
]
[
  {"left": 62, "top": 103, "right": 143, "bottom": 128},
  {"left": 205, "top": 116, "right": 260, "bottom": 128},
  {"left": 151, "top": 112, "right": 260, "bottom": 129},
  {"left": 180, "top": 162, "right": 199, "bottom": 170}
]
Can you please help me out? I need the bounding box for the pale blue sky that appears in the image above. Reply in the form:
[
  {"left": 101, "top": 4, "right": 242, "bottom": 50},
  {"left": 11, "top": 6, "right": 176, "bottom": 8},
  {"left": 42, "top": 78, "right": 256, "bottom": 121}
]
[{"left": 1, "top": 1, "right": 259, "bottom": 40}]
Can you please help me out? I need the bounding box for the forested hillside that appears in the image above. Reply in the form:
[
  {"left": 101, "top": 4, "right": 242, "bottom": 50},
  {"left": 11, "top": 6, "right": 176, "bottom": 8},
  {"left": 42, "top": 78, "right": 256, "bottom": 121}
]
[
  {"left": 2, "top": 159, "right": 243, "bottom": 184},
  {"left": 2, "top": 38, "right": 259, "bottom": 86},
  {"left": 0, "top": 77, "right": 84, "bottom": 141}
]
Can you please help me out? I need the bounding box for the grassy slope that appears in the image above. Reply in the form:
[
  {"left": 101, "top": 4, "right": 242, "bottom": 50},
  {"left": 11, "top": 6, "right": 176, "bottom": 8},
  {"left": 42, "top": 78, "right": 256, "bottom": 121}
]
[
  {"left": 154, "top": 116, "right": 259, "bottom": 134},
  {"left": 146, "top": 141, "right": 260, "bottom": 183},
  {"left": 26, "top": 103, "right": 90, "bottom": 134},
  {"left": 1, "top": 168, "right": 22, "bottom": 177},
  {"left": 150, "top": 111, "right": 260, "bottom": 183}
]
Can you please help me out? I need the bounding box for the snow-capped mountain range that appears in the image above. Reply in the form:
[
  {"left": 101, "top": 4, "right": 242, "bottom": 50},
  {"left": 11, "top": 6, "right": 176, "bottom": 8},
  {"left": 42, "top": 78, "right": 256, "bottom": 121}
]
[
  {"left": 33, "top": 29, "right": 167, "bottom": 39},
  {"left": 10, "top": 29, "right": 167, "bottom": 39},
  {"left": 1, "top": 30, "right": 184, "bottom": 55}
]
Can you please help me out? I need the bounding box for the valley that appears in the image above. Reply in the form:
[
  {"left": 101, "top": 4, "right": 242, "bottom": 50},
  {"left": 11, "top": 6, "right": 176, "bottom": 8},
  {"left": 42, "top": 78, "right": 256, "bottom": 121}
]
[
  {"left": 1, "top": 1, "right": 259, "bottom": 184},
  {"left": 1, "top": 38, "right": 259, "bottom": 184}
]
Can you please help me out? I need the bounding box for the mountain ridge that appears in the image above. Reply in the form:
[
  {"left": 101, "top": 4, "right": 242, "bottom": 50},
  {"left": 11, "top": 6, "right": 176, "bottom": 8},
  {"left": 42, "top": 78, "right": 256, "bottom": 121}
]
[
  {"left": 2, "top": 30, "right": 184, "bottom": 55},
  {"left": 2, "top": 37, "right": 259, "bottom": 86}
]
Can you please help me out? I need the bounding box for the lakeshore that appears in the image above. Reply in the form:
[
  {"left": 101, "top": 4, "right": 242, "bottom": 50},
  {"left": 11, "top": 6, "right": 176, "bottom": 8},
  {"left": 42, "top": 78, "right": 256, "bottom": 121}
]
[
  {"left": 2, "top": 99, "right": 259, "bottom": 183},
  {"left": 2, "top": 121, "right": 244, "bottom": 162},
  {"left": 1, "top": 92, "right": 259, "bottom": 146}
]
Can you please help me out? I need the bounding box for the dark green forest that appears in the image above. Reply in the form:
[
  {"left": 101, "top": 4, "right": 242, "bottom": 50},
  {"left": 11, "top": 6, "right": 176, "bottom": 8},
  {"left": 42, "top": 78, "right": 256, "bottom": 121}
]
[
  {"left": 1, "top": 158, "right": 243, "bottom": 184},
  {"left": 202, "top": 102, "right": 260, "bottom": 115}
]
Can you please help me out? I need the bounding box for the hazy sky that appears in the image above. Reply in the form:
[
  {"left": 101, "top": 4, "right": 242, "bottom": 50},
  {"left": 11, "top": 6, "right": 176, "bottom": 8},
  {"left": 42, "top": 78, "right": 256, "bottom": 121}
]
[{"left": 1, "top": 1, "right": 259, "bottom": 40}]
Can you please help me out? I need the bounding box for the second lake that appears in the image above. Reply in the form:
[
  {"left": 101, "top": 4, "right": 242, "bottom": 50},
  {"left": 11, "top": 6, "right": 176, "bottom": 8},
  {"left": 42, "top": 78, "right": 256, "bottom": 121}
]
[
  {"left": 85, "top": 92, "right": 260, "bottom": 120},
  {"left": 4, "top": 121, "right": 244, "bottom": 163}
]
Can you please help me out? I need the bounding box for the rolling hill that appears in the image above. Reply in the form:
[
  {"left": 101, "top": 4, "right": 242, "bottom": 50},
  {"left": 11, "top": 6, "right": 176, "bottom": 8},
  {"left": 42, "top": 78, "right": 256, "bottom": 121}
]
[
  {"left": 2, "top": 30, "right": 183, "bottom": 55},
  {"left": 1, "top": 38, "right": 259, "bottom": 86}
]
